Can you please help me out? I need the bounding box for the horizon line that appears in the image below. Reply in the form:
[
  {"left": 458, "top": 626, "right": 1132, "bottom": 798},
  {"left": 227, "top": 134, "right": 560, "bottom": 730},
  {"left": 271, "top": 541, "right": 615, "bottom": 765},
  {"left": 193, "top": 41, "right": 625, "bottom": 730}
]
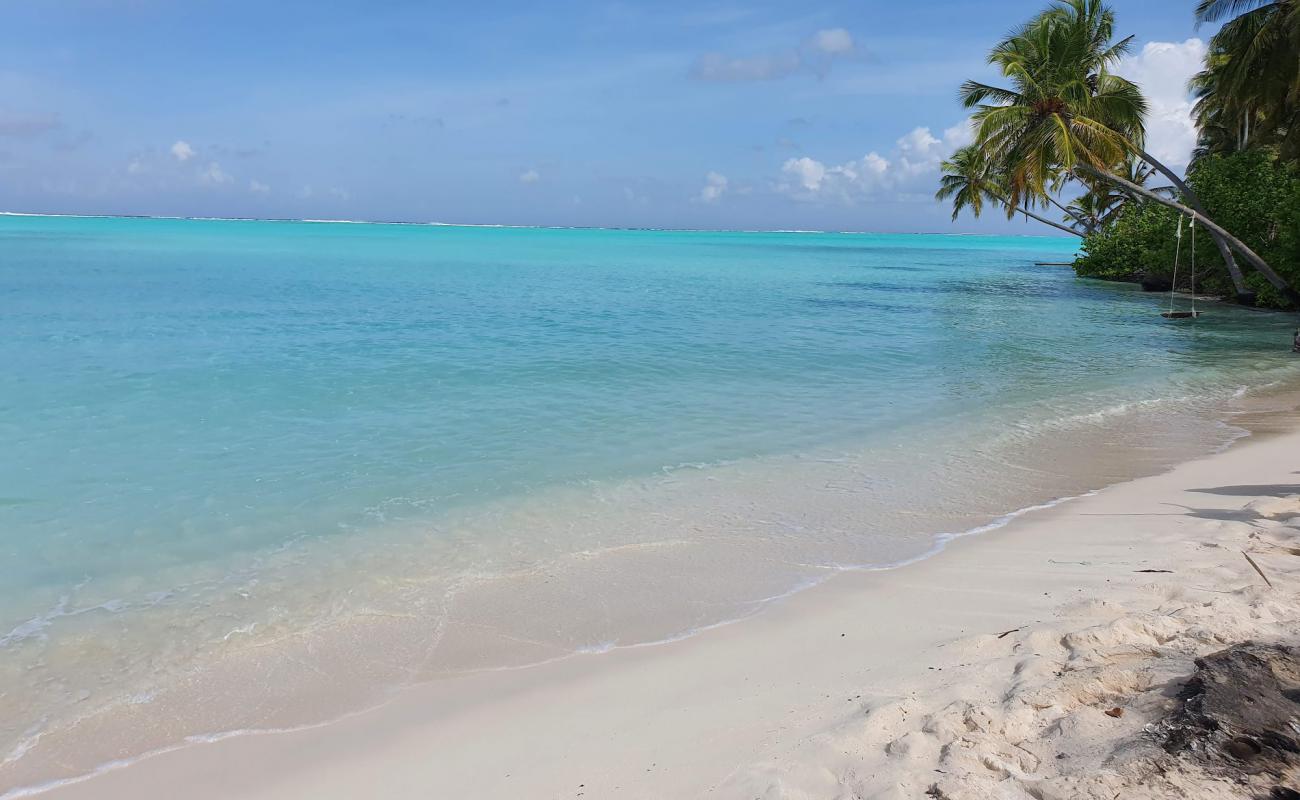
[{"left": 0, "top": 210, "right": 1077, "bottom": 239}]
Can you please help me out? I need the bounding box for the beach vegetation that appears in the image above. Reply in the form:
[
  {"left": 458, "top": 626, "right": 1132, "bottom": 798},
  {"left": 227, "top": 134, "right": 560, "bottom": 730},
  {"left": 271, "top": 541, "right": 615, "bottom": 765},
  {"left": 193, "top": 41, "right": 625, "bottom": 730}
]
[
  {"left": 943, "top": 0, "right": 1300, "bottom": 309},
  {"left": 1075, "top": 148, "right": 1300, "bottom": 308},
  {"left": 936, "top": 146, "right": 1086, "bottom": 237}
]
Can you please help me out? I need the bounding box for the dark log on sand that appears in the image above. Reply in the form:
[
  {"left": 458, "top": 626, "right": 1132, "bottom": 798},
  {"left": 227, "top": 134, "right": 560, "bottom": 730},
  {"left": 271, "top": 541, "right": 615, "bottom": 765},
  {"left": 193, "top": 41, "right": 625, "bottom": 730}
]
[{"left": 1160, "top": 641, "right": 1300, "bottom": 790}]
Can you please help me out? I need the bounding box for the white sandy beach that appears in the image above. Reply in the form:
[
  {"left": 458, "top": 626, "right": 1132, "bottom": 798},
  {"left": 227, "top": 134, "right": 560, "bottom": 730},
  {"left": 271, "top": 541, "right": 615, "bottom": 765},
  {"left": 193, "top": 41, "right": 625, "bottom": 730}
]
[{"left": 30, "top": 420, "right": 1300, "bottom": 800}]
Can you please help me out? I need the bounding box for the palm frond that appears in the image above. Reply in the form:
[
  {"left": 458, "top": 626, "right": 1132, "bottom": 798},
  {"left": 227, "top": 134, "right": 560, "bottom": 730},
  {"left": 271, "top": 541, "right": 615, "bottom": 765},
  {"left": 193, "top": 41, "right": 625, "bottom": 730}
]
[{"left": 1195, "top": 0, "right": 1277, "bottom": 25}]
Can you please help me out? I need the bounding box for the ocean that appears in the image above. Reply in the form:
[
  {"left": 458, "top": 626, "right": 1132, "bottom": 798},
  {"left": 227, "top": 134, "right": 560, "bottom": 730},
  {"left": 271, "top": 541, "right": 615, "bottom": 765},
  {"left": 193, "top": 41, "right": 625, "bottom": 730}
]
[{"left": 2, "top": 214, "right": 1298, "bottom": 793}]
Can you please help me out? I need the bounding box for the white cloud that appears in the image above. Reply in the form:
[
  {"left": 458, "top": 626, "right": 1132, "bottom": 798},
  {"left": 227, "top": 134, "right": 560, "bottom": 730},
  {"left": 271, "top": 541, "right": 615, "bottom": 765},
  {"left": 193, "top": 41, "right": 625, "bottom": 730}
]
[
  {"left": 126, "top": 159, "right": 145, "bottom": 175},
  {"left": 896, "top": 123, "right": 971, "bottom": 176},
  {"left": 298, "top": 184, "right": 314, "bottom": 199},
  {"left": 783, "top": 156, "right": 828, "bottom": 192},
  {"left": 328, "top": 186, "right": 350, "bottom": 201},
  {"left": 249, "top": 179, "right": 270, "bottom": 194},
  {"left": 697, "top": 171, "right": 728, "bottom": 203},
  {"left": 199, "top": 161, "right": 232, "bottom": 185},
  {"left": 809, "top": 28, "right": 854, "bottom": 55},
  {"left": 170, "top": 140, "right": 195, "bottom": 162},
  {"left": 519, "top": 168, "right": 540, "bottom": 184},
  {"left": 946, "top": 121, "right": 975, "bottom": 147},
  {"left": 779, "top": 121, "right": 971, "bottom": 202},
  {"left": 1119, "top": 38, "right": 1206, "bottom": 169},
  {"left": 895, "top": 127, "right": 942, "bottom": 174}
]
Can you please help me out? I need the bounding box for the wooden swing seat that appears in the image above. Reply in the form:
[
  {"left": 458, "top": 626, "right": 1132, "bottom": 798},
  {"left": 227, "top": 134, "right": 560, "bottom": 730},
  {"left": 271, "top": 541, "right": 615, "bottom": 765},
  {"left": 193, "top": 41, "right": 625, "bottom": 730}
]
[{"left": 1162, "top": 216, "right": 1201, "bottom": 320}]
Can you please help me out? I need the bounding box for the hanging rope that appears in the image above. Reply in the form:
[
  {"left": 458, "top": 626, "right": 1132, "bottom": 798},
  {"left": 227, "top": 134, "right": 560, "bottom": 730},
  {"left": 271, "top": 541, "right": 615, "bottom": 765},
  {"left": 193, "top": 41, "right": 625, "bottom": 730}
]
[
  {"left": 1169, "top": 214, "right": 1184, "bottom": 316},
  {"left": 1189, "top": 216, "right": 1197, "bottom": 316},
  {"left": 1165, "top": 214, "right": 1199, "bottom": 318}
]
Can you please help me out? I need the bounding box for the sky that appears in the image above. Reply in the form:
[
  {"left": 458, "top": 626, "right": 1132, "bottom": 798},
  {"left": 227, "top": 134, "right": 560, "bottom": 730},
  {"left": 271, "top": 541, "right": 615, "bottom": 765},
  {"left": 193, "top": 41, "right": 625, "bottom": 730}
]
[{"left": 0, "top": 0, "right": 1218, "bottom": 233}]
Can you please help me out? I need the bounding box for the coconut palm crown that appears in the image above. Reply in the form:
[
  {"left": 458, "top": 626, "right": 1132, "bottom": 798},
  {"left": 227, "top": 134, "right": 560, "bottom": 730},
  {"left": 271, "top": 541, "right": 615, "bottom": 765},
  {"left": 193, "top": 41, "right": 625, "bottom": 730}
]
[
  {"left": 1192, "top": 0, "right": 1300, "bottom": 160},
  {"left": 935, "top": 145, "right": 998, "bottom": 221},
  {"left": 958, "top": 0, "right": 1147, "bottom": 209}
]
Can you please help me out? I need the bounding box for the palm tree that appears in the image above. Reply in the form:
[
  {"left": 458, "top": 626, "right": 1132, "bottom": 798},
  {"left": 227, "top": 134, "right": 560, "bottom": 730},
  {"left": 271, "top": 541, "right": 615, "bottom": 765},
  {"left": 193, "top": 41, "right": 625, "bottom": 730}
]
[
  {"left": 936, "top": 145, "right": 1084, "bottom": 236},
  {"left": 1190, "top": 1, "right": 1297, "bottom": 304},
  {"left": 1068, "top": 154, "right": 1174, "bottom": 229},
  {"left": 1063, "top": 190, "right": 1108, "bottom": 232},
  {"left": 1193, "top": 0, "right": 1299, "bottom": 160},
  {"left": 1189, "top": 51, "right": 1259, "bottom": 161},
  {"left": 958, "top": 0, "right": 1289, "bottom": 302},
  {"left": 1189, "top": 56, "right": 1243, "bottom": 167},
  {"left": 1040, "top": 174, "right": 1097, "bottom": 231}
]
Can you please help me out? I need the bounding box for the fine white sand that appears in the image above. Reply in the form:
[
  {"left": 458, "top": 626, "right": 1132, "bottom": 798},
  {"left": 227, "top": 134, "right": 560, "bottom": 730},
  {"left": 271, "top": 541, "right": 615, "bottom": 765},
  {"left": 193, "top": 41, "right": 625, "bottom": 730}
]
[{"left": 32, "top": 424, "right": 1300, "bottom": 799}]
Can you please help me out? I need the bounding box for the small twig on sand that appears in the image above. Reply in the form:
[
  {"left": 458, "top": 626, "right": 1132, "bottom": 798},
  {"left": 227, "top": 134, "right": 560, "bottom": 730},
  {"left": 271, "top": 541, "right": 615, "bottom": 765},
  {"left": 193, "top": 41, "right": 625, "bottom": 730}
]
[
  {"left": 996, "top": 627, "right": 1024, "bottom": 639},
  {"left": 1243, "top": 551, "right": 1274, "bottom": 588},
  {"left": 1012, "top": 741, "right": 1038, "bottom": 758},
  {"left": 1135, "top": 569, "right": 1174, "bottom": 573}
]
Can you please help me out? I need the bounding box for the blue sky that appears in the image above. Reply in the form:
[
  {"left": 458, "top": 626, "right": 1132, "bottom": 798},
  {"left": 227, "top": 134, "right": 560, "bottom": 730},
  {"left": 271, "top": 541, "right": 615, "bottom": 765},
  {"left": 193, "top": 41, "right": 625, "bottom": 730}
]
[{"left": 0, "top": 0, "right": 1215, "bottom": 232}]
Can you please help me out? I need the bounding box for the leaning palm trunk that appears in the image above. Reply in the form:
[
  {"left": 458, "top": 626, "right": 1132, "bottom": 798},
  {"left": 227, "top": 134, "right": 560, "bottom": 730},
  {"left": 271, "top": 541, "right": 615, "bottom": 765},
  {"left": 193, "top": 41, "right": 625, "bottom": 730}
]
[
  {"left": 1078, "top": 164, "right": 1300, "bottom": 305},
  {"left": 990, "top": 191, "right": 1084, "bottom": 236},
  {"left": 1131, "top": 147, "right": 1251, "bottom": 301},
  {"left": 1044, "top": 195, "right": 1093, "bottom": 234}
]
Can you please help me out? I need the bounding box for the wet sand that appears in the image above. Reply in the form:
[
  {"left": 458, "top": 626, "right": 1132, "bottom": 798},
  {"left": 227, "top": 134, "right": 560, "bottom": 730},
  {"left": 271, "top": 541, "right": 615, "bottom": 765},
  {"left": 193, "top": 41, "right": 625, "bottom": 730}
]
[{"left": 28, "top": 408, "right": 1300, "bottom": 799}]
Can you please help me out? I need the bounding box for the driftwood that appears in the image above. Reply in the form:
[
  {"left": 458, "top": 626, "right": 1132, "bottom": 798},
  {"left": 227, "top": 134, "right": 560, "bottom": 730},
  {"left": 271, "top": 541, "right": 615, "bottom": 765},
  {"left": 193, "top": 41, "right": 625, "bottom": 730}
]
[{"left": 1160, "top": 641, "right": 1300, "bottom": 789}]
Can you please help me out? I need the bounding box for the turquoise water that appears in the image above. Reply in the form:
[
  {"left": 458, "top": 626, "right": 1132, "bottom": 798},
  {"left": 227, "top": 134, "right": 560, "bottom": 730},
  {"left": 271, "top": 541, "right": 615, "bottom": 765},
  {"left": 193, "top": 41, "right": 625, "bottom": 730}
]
[{"left": 2, "top": 214, "right": 1299, "bottom": 791}]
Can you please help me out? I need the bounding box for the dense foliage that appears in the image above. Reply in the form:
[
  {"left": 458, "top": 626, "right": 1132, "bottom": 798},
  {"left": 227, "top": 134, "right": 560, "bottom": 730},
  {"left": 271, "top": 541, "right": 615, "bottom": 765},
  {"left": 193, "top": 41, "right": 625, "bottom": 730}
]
[
  {"left": 1075, "top": 149, "right": 1300, "bottom": 309},
  {"left": 939, "top": 0, "right": 1300, "bottom": 314},
  {"left": 1191, "top": 0, "right": 1299, "bottom": 163}
]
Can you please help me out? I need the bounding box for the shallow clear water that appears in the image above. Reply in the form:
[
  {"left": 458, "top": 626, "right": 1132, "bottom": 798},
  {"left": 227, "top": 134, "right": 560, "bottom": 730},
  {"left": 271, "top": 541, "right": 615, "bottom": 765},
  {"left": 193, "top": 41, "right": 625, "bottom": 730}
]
[{"left": 2, "top": 215, "right": 1299, "bottom": 792}]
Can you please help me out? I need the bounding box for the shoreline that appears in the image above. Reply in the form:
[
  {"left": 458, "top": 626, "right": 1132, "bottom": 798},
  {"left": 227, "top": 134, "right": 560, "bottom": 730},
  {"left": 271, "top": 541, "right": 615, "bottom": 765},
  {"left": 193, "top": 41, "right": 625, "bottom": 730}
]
[
  {"left": 26, "top": 399, "right": 1300, "bottom": 799},
  {"left": 2, "top": 377, "right": 1288, "bottom": 797},
  {"left": 1, "top": 485, "right": 1104, "bottom": 800},
  {"left": 0, "top": 488, "right": 1107, "bottom": 800}
]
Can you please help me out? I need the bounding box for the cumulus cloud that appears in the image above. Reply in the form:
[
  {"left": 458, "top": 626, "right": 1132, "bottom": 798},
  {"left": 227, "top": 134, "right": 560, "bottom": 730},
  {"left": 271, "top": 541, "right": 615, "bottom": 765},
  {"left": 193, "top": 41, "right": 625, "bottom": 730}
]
[
  {"left": 518, "top": 168, "right": 540, "bottom": 184},
  {"left": 697, "top": 171, "right": 728, "bottom": 203},
  {"left": 783, "top": 156, "right": 828, "bottom": 192},
  {"left": 779, "top": 122, "right": 971, "bottom": 202},
  {"left": 249, "top": 179, "right": 270, "bottom": 194},
  {"left": 896, "top": 123, "right": 972, "bottom": 176},
  {"left": 171, "top": 140, "right": 195, "bottom": 162},
  {"left": 1119, "top": 38, "right": 1206, "bottom": 169},
  {"left": 691, "top": 27, "right": 857, "bottom": 82},
  {"left": 199, "top": 161, "right": 232, "bottom": 185}
]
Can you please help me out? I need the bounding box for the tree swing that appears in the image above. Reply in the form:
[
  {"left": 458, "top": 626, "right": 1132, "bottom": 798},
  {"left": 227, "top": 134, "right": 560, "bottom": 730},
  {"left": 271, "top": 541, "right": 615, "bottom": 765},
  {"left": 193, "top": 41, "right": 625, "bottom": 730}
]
[{"left": 1162, "top": 213, "right": 1202, "bottom": 319}]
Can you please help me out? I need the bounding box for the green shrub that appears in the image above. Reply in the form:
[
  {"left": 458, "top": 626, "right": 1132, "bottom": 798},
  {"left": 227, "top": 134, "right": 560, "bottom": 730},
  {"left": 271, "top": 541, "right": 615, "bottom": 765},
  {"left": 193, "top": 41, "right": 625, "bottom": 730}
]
[
  {"left": 1074, "top": 149, "right": 1300, "bottom": 309},
  {"left": 1073, "top": 201, "right": 1178, "bottom": 283}
]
